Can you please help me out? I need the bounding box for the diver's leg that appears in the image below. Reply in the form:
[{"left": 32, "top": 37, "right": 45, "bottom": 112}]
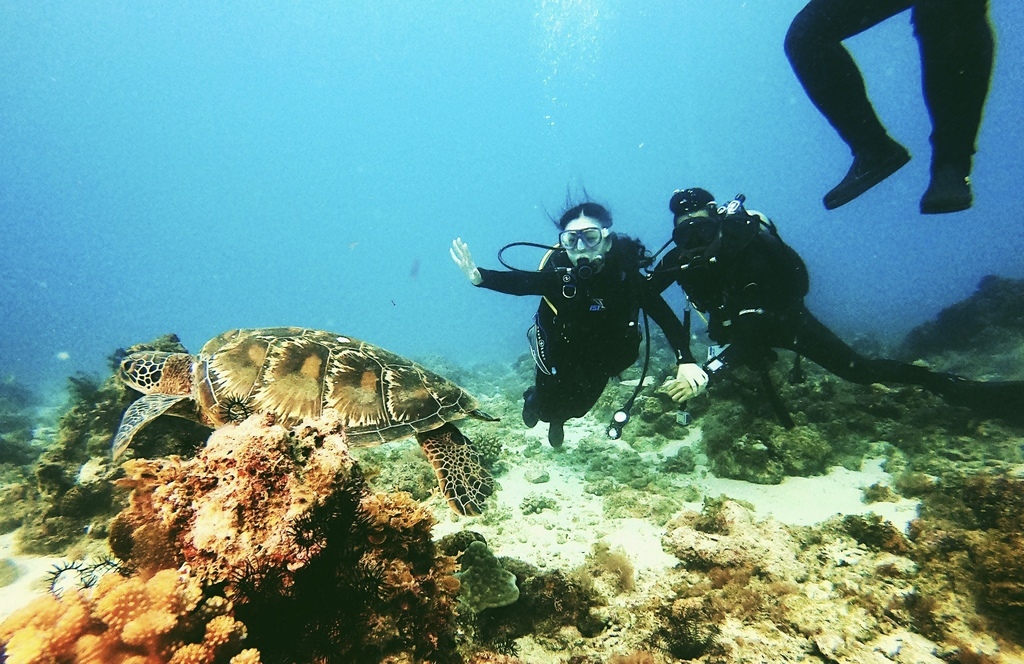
[
  {"left": 534, "top": 364, "right": 607, "bottom": 447},
  {"left": 785, "top": 0, "right": 914, "bottom": 209},
  {"left": 914, "top": 0, "right": 994, "bottom": 214},
  {"left": 533, "top": 371, "right": 568, "bottom": 447},
  {"left": 790, "top": 309, "right": 940, "bottom": 385},
  {"left": 930, "top": 376, "right": 1024, "bottom": 422},
  {"left": 792, "top": 310, "right": 1023, "bottom": 419},
  {"left": 522, "top": 383, "right": 541, "bottom": 428}
]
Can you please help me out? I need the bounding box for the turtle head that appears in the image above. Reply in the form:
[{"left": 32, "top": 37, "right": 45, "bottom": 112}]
[{"left": 119, "top": 352, "right": 195, "bottom": 396}]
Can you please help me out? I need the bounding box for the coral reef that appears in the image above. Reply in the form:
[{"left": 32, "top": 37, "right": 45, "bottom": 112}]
[
  {"left": 689, "top": 348, "right": 1023, "bottom": 485},
  {"left": 469, "top": 558, "right": 605, "bottom": 655},
  {"left": 907, "top": 472, "right": 1024, "bottom": 645},
  {"left": 649, "top": 498, "right": 1019, "bottom": 662},
  {"left": 560, "top": 439, "right": 685, "bottom": 524},
  {"left": 649, "top": 279, "right": 1024, "bottom": 486},
  {"left": 6, "top": 272, "right": 1024, "bottom": 663},
  {"left": 0, "top": 377, "right": 39, "bottom": 465},
  {"left": 0, "top": 567, "right": 256, "bottom": 664},
  {"left": 583, "top": 542, "right": 635, "bottom": 595},
  {"left": 455, "top": 540, "right": 520, "bottom": 613},
  {"left": 519, "top": 493, "right": 558, "bottom": 515},
  {"left": 0, "top": 378, "right": 46, "bottom": 535},
  {"left": 662, "top": 498, "right": 804, "bottom": 582},
  {"left": 109, "top": 412, "right": 462, "bottom": 663},
  {"left": 351, "top": 440, "right": 439, "bottom": 503}
]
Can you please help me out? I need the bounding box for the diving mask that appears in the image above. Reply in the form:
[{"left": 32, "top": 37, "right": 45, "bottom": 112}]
[{"left": 559, "top": 227, "right": 605, "bottom": 250}]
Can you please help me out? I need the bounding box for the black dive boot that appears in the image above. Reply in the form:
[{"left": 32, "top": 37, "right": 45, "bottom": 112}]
[
  {"left": 920, "top": 158, "right": 972, "bottom": 214},
  {"left": 824, "top": 139, "right": 911, "bottom": 210}
]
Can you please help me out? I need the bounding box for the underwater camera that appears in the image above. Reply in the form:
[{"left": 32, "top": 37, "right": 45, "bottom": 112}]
[{"left": 718, "top": 193, "right": 747, "bottom": 216}]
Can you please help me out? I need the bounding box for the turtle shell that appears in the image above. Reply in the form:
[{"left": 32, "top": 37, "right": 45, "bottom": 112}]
[{"left": 193, "top": 327, "right": 482, "bottom": 446}]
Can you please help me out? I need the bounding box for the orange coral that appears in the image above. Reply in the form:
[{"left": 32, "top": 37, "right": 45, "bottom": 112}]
[
  {"left": 0, "top": 569, "right": 257, "bottom": 664},
  {"left": 228, "top": 649, "right": 261, "bottom": 664},
  {"left": 166, "top": 643, "right": 212, "bottom": 664}
]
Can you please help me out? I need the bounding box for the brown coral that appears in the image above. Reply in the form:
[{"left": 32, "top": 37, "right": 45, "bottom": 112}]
[
  {"left": 109, "top": 413, "right": 462, "bottom": 663},
  {"left": 0, "top": 568, "right": 253, "bottom": 664},
  {"left": 111, "top": 413, "right": 356, "bottom": 586}
]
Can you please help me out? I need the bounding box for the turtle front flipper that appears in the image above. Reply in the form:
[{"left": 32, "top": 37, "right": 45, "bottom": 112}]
[
  {"left": 112, "top": 394, "right": 188, "bottom": 460},
  {"left": 417, "top": 422, "right": 494, "bottom": 516}
]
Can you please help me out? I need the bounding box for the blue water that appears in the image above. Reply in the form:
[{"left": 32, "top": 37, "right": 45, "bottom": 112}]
[{"left": 2, "top": 2, "right": 1023, "bottom": 398}]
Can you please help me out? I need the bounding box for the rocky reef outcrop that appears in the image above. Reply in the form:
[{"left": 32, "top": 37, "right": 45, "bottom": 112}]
[{"left": 900, "top": 275, "right": 1024, "bottom": 360}]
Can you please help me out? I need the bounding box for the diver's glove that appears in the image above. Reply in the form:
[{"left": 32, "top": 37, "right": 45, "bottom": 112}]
[
  {"left": 450, "top": 237, "right": 482, "bottom": 286},
  {"left": 663, "top": 363, "right": 709, "bottom": 403}
]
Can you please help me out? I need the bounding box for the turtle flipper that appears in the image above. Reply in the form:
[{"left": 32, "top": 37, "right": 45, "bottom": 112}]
[
  {"left": 112, "top": 394, "right": 188, "bottom": 460},
  {"left": 417, "top": 422, "right": 493, "bottom": 516}
]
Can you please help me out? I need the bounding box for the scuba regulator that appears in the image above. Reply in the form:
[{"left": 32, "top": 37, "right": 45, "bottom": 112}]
[
  {"left": 499, "top": 241, "right": 601, "bottom": 300},
  {"left": 553, "top": 255, "right": 599, "bottom": 299}
]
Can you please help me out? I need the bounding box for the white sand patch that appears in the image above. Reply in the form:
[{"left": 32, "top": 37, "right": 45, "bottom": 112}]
[
  {"left": 699, "top": 458, "right": 921, "bottom": 530},
  {"left": 434, "top": 417, "right": 680, "bottom": 574},
  {"left": 434, "top": 417, "right": 920, "bottom": 579},
  {"left": 0, "top": 533, "right": 66, "bottom": 622}
]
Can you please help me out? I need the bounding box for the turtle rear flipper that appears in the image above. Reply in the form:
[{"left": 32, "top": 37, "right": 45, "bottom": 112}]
[
  {"left": 417, "top": 423, "right": 493, "bottom": 516},
  {"left": 112, "top": 394, "right": 188, "bottom": 460}
]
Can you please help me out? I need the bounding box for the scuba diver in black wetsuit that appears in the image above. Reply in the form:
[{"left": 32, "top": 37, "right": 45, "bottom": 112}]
[
  {"left": 785, "top": 0, "right": 994, "bottom": 214},
  {"left": 450, "top": 201, "right": 697, "bottom": 447},
  {"left": 648, "top": 187, "right": 1024, "bottom": 424}
]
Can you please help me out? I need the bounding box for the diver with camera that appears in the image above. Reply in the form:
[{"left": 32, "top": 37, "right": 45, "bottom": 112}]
[
  {"left": 649, "top": 187, "right": 1024, "bottom": 425},
  {"left": 451, "top": 200, "right": 694, "bottom": 447}
]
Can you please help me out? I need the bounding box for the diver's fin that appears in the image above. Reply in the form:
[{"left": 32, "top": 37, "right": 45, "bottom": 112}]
[
  {"left": 111, "top": 394, "right": 187, "bottom": 460},
  {"left": 417, "top": 422, "right": 493, "bottom": 516}
]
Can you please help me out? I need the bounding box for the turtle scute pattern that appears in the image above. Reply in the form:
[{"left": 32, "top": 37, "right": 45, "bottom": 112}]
[{"left": 196, "top": 328, "right": 481, "bottom": 446}]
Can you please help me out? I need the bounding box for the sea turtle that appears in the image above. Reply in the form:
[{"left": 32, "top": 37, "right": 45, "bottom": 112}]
[{"left": 112, "top": 327, "right": 497, "bottom": 515}]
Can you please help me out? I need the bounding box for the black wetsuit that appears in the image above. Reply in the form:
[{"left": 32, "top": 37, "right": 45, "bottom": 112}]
[
  {"left": 477, "top": 235, "right": 691, "bottom": 425},
  {"left": 651, "top": 212, "right": 1024, "bottom": 419},
  {"left": 785, "top": 0, "right": 993, "bottom": 171}
]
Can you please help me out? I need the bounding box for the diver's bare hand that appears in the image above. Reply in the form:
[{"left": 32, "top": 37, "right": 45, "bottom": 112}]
[
  {"left": 663, "top": 363, "right": 709, "bottom": 403},
  {"left": 450, "top": 237, "right": 482, "bottom": 286}
]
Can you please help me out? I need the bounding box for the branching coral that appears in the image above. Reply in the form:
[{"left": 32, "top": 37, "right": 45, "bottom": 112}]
[{"left": 0, "top": 568, "right": 256, "bottom": 664}]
